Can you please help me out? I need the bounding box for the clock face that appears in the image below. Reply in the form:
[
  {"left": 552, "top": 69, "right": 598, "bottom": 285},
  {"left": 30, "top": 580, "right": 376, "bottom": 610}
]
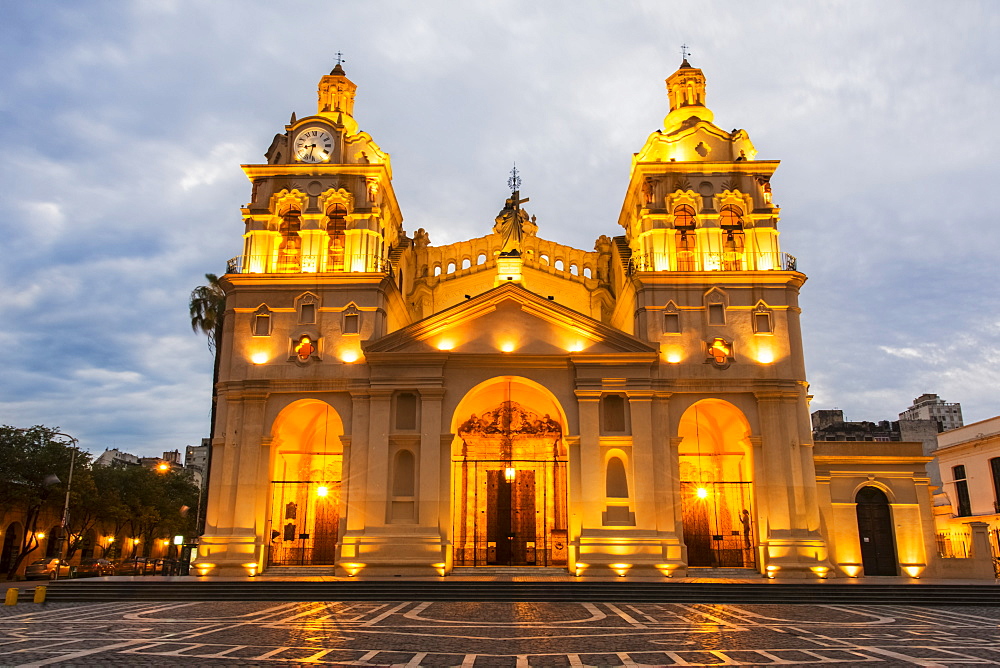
[{"left": 294, "top": 128, "right": 335, "bottom": 163}]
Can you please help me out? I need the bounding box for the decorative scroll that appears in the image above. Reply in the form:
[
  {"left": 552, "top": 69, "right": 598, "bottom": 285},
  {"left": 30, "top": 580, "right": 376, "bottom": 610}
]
[{"left": 458, "top": 401, "right": 561, "bottom": 440}]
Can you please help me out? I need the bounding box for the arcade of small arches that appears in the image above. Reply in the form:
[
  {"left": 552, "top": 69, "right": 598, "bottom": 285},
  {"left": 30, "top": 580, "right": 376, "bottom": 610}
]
[{"left": 418, "top": 235, "right": 601, "bottom": 283}]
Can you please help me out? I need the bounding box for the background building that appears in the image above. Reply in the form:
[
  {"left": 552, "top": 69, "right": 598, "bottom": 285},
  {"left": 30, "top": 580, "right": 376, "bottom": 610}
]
[{"left": 900, "top": 393, "right": 964, "bottom": 431}]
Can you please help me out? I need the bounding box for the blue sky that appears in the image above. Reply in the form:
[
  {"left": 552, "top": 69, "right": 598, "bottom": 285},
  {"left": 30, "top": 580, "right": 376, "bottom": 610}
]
[{"left": 1, "top": 0, "right": 997, "bottom": 456}]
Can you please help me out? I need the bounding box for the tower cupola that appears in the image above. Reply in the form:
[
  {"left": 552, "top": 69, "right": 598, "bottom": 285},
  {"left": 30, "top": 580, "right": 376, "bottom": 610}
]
[
  {"left": 317, "top": 63, "right": 359, "bottom": 133},
  {"left": 663, "top": 59, "right": 714, "bottom": 133}
]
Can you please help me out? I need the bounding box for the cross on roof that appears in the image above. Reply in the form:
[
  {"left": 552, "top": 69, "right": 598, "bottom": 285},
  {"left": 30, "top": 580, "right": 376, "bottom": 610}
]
[
  {"left": 681, "top": 44, "right": 690, "bottom": 61},
  {"left": 507, "top": 163, "right": 522, "bottom": 194}
]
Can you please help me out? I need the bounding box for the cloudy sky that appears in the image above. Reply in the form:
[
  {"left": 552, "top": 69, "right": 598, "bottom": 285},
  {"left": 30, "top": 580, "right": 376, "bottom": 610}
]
[{"left": 1, "top": 1, "right": 997, "bottom": 457}]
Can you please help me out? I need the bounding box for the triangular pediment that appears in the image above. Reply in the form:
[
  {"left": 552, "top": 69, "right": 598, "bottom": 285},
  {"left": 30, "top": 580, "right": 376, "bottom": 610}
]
[{"left": 365, "top": 283, "right": 656, "bottom": 356}]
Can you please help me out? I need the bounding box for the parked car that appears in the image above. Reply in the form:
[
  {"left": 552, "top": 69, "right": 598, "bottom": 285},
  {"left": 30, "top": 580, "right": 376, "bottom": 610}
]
[
  {"left": 114, "top": 557, "right": 150, "bottom": 576},
  {"left": 24, "top": 558, "right": 72, "bottom": 580},
  {"left": 150, "top": 558, "right": 178, "bottom": 576},
  {"left": 75, "top": 558, "right": 115, "bottom": 578}
]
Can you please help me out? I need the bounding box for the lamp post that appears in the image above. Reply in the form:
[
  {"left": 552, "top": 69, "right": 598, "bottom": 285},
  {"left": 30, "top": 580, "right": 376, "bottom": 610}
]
[{"left": 47, "top": 430, "right": 80, "bottom": 580}]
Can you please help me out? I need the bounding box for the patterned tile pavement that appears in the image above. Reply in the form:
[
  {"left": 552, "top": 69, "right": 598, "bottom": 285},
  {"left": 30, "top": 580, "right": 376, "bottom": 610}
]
[{"left": 1, "top": 598, "right": 999, "bottom": 666}]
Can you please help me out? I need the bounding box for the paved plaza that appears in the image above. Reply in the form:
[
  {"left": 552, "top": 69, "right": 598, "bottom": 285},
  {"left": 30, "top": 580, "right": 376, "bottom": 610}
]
[{"left": 1, "top": 598, "right": 999, "bottom": 667}]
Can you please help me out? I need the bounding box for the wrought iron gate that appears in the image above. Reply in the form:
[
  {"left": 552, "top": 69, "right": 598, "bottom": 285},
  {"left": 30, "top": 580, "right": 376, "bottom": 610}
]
[
  {"left": 268, "top": 481, "right": 339, "bottom": 566},
  {"left": 681, "top": 481, "right": 756, "bottom": 568}
]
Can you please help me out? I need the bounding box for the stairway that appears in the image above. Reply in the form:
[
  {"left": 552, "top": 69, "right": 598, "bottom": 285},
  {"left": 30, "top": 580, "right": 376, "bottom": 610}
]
[
  {"left": 21, "top": 580, "right": 1000, "bottom": 606},
  {"left": 450, "top": 567, "right": 568, "bottom": 577}
]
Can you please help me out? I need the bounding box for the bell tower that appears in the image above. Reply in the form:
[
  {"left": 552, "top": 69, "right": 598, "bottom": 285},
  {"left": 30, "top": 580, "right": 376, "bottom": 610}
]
[{"left": 609, "top": 58, "right": 830, "bottom": 578}]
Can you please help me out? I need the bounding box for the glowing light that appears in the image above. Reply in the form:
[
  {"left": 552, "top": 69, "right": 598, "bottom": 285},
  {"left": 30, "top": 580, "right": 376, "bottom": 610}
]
[
  {"left": 504, "top": 467, "right": 516, "bottom": 482},
  {"left": 161, "top": 539, "right": 170, "bottom": 547},
  {"left": 765, "top": 564, "right": 780, "bottom": 579},
  {"left": 756, "top": 348, "right": 774, "bottom": 364},
  {"left": 340, "top": 349, "right": 361, "bottom": 363},
  {"left": 342, "top": 563, "right": 364, "bottom": 577},
  {"left": 500, "top": 341, "right": 515, "bottom": 353},
  {"left": 316, "top": 485, "right": 329, "bottom": 497},
  {"left": 242, "top": 562, "right": 259, "bottom": 577},
  {"left": 133, "top": 538, "right": 141, "bottom": 545},
  {"left": 250, "top": 352, "right": 269, "bottom": 364},
  {"left": 566, "top": 341, "right": 585, "bottom": 353},
  {"left": 37, "top": 533, "right": 46, "bottom": 540},
  {"left": 156, "top": 462, "right": 171, "bottom": 473},
  {"left": 696, "top": 487, "right": 709, "bottom": 499},
  {"left": 173, "top": 536, "right": 183, "bottom": 546},
  {"left": 902, "top": 565, "right": 924, "bottom": 578},
  {"left": 842, "top": 564, "right": 862, "bottom": 577},
  {"left": 610, "top": 563, "right": 631, "bottom": 577},
  {"left": 105, "top": 536, "right": 115, "bottom": 543},
  {"left": 193, "top": 562, "right": 214, "bottom": 576},
  {"left": 810, "top": 565, "right": 830, "bottom": 579},
  {"left": 436, "top": 340, "right": 455, "bottom": 351},
  {"left": 665, "top": 351, "right": 682, "bottom": 364}
]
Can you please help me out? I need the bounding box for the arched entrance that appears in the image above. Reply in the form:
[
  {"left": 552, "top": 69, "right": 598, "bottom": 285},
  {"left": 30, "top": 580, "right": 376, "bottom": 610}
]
[
  {"left": 856, "top": 486, "right": 897, "bottom": 576},
  {"left": 267, "top": 400, "right": 344, "bottom": 567},
  {"left": 678, "top": 399, "right": 756, "bottom": 568},
  {"left": 0, "top": 523, "right": 22, "bottom": 575},
  {"left": 451, "top": 377, "right": 568, "bottom": 568}
]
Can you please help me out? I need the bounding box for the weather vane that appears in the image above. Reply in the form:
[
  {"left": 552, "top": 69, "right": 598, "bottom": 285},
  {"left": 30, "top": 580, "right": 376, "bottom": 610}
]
[
  {"left": 681, "top": 43, "right": 690, "bottom": 61},
  {"left": 335, "top": 51, "right": 346, "bottom": 66},
  {"left": 507, "top": 163, "right": 521, "bottom": 193}
]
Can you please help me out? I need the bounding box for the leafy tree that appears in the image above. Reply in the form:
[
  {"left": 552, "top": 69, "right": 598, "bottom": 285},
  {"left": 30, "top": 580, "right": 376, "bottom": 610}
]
[
  {"left": 0, "top": 426, "right": 79, "bottom": 579},
  {"left": 189, "top": 272, "right": 226, "bottom": 535}
]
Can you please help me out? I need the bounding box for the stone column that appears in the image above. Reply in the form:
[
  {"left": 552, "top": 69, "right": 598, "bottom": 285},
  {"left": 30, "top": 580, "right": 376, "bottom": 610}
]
[
  {"left": 366, "top": 391, "right": 392, "bottom": 527},
  {"left": 628, "top": 392, "right": 656, "bottom": 528},
  {"left": 575, "top": 392, "right": 602, "bottom": 530},
  {"left": 344, "top": 392, "right": 370, "bottom": 533},
  {"left": 418, "top": 389, "right": 446, "bottom": 530}
]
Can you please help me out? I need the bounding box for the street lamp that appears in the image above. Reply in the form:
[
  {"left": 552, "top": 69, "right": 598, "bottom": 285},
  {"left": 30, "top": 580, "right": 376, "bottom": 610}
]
[{"left": 41, "top": 430, "right": 80, "bottom": 581}]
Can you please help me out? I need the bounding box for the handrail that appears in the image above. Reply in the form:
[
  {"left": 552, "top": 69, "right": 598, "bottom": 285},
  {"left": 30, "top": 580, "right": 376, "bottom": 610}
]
[
  {"left": 226, "top": 254, "right": 388, "bottom": 275},
  {"left": 628, "top": 251, "right": 797, "bottom": 274}
]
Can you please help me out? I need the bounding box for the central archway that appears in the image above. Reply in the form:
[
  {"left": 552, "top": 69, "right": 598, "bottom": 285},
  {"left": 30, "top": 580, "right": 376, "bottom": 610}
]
[
  {"left": 451, "top": 377, "right": 568, "bottom": 568},
  {"left": 677, "top": 399, "right": 756, "bottom": 569},
  {"left": 267, "top": 400, "right": 344, "bottom": 568}
]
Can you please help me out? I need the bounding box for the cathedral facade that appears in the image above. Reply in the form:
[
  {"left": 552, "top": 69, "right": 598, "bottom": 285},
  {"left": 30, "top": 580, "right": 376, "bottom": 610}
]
[{"left": 199, "top": 61, "right": 944, "bottom": 579}]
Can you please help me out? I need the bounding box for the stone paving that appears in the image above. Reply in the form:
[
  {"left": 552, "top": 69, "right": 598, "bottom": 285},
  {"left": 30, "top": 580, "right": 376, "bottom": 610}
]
[{"left": 1, "top": 598, "right": 999, "bottom": 666}]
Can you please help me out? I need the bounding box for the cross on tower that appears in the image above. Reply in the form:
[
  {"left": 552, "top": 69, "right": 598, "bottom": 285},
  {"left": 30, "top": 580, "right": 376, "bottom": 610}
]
[
  {"left": 681, "top": 44, "right": 690, "bottom": 61},
  {"left": 335, "top": 51, "right": 346, "bottom": 66},
  {"left": 507, "top": 163, "right": 521, "bottom": 193},
  {"left": 507, "top": 164, "right": 529, "bottom": 209}
]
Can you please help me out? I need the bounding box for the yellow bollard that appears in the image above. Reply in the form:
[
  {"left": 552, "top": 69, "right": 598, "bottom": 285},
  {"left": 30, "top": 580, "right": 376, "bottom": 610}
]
[
  {"left": 4, "top": 588, "right": 17, "bottom": 606},
  {"left": 33, "top": 586, "right": 46, "bottom": 604}
]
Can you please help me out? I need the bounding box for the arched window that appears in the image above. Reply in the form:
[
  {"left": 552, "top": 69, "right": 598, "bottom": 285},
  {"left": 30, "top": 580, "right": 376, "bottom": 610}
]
[
  {"left": 433, "top": 265, "right": 442, "bottom": 276},
  {"left": 583, "top": 267, "right": 592, "bottom": 278},
  {"left": 477, "top": 253, "right": 487, "bottom": 265},
  {"left": 606, "top": 457, "right": 629, "bottom": 498},
  {"left": 719, "top": 205, "right": 745, "bottom": 270},
  {"left": 674, "top": 204, "right": 696, "bottom": 229},
  {"left": 555, "top": 259, "right": 565, "bottom": 271},
  {"left": 719, "top": 204, "right": 744, "bottom": 230},
  {"left": 392, "top": 450, "right": 416, "bottom": 497},
  {"left": 277, "top": 209, "right": 302, "bottom": 272},
  {"left": 570, "top": 264, "right": 579, "bottom": 276},
  {"left": 674, "top": 204, "right": 697, "bottom": 270},
  {"left": 447, "top": 262, "right": 456, "bottom": 274},
  {"left": 326, "top": 204, "right": 347, "bottom": 271},
  {"left": 461, "top": 258, "right": 471, "bottom": 270},
  {"left": 540, "top": 254, "right": 549, "bottom": 265}
]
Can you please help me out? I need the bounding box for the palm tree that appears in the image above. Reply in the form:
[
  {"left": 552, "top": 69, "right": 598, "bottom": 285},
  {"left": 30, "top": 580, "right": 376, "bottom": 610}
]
[{"left": 189, "top": 273, "right": 226, "bottom": 536}]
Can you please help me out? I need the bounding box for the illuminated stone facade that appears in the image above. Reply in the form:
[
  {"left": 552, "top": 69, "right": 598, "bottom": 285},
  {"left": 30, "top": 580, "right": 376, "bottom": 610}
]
[{"left": 200, "top": 61, "right": 951, "bottom": 579}]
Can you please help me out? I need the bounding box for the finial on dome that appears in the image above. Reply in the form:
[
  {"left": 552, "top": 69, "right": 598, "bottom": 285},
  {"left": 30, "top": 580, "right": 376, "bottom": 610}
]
[
  {"left": 680, "top": 43, "right": 692, "bottom": 68},
  {"left": 330, "top": 51, "right": 346, "bottom": 75}
]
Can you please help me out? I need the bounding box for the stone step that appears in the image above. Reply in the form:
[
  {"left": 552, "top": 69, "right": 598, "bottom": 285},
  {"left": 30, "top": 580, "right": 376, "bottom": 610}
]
[
  {"left": 264, "top": 567, "right": 336, "bottom": 577},
  {"left": 24, "top": 580, "right": 1000, "bottom": 605},
  {"left": 450, "top": 567, "right": 568, "bottom": 577}
]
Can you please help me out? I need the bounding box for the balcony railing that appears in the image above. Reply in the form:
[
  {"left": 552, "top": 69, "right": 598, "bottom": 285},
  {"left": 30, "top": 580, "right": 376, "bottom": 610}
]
[
  {"left": 628, "top": 251, "right": 797, "bottom": 274},
  {"left": 227, "top": 254, "right": 387, "bottom": 275}
]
